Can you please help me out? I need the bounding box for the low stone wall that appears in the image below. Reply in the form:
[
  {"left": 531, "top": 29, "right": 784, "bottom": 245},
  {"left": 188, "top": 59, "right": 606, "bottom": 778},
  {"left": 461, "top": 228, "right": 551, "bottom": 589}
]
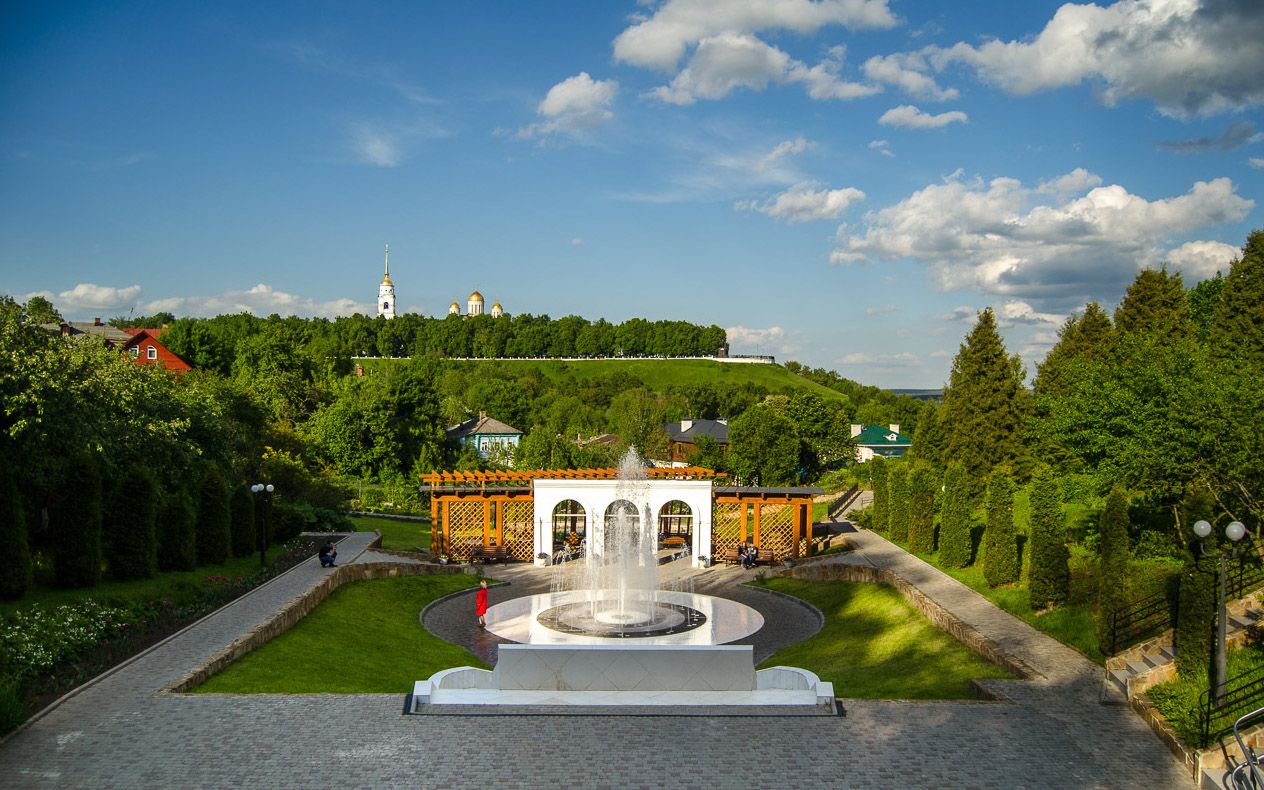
[
  {"left": 166, "top": 561, "right": 473, "bottom": 693},
  {"left": 781, "top": 563, "right": 1036, "bottom": 680}
]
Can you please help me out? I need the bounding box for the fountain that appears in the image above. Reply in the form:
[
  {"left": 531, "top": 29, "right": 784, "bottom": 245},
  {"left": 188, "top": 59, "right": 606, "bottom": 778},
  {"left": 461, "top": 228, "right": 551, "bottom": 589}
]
[{"left": 412, "top": 449, "right": 835, "bottom": 710}]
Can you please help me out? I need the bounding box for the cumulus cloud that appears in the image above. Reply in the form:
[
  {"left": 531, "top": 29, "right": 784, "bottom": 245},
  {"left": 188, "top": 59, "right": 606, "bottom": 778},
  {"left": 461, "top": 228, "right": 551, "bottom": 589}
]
[
  {"left": 518, "top": 72, "right": 618, "bottom": 140},
  {"left": 878, "top": 104, "right": 967, "bottom": 128},
  {"left": 995, "top": 299, "right": 1065, "bottom": 328},
  {"left": 862, "top": 52, "right": 958, "bottom": 100},
  {"left": 839, "top": 351, "right": 919, "bottom": 367},
  {"left": 737, "top": 181, "right": 865, "bottom": 222},
  {"left": 145, "top": 284, "right": 371, "bottom": 318},
  {"left": 612, "top": 0, "right": 898, "bottom": 72},
  {"left": 832, "top": 169, "right": 1254, "bottom": 307},
  {"left": 1166, "top": 239, "right": 1240, "bottom": 281},
  {"left": 865, "top": 304, "right": 898, "bottom": 315},
  {"left": 1251, "top": 157, "right": 1264, "bottom": 169},
  {"left": 725, "top": 325, "right": 798, "bottom": 354},
  {"left": 937, "top": 305, "right": 977, "bottom": 323},
  {"left": 928, "top": 0, "right": 1264, "bottom": 118},
  {"left": 868, "top": 139, "right": 895, "bottom": 158},
  {"left": 646, "top": 34, "right": 875, "bottom": 105},
  {"left": 24, "top": 283, "right": 144, "bottom": 315},
  {"left": 1158, "top": 120, "right": 1262, "bottom": 154},
  {"left": 1036, "top": 167, "right": 1103, "bottom": 196}
]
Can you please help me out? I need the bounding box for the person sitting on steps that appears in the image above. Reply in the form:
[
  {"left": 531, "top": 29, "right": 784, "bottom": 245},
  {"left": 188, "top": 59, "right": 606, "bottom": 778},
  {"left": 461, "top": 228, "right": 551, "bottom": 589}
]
[{"left": 319, "top": 541, "right": 337, "bottom": 568}]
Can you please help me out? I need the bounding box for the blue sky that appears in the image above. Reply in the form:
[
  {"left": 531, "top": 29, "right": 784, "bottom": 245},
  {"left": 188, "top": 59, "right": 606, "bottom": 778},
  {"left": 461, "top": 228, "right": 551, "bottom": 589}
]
[{"left": 2, "top": 0, "right": 1262, "bottom": 387}]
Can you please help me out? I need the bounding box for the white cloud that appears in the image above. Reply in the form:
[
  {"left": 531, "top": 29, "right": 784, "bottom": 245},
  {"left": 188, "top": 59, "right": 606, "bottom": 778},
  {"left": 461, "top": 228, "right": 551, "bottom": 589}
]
[
  {"left": 995, "top": 299, "right": 1065, "bottom": 328},
  {"left": 1166, "top": 239, "right": 1240, "bottom": 281},
  {"left": 832, "top": 169, "right": 1254, "bottom": 306},
  {"left": 927, "top": 349, "right": 951, "bottom": 358},
  {"left": 1251, "top": 157, "right": 1264, "bottom": 169},
  {"left": 1036, "top": 167, "right": 1103, "bottom": 196},
  {"left": 571, "top": 237, "right": 585, "bottom": 246},
  {"left": 144, "top": 284, "right": 371, "bottom": 318},
  {"left": 878, "top": 104, "right": 967, "bottom": 129},
  {"left": 725, "top": 324, "right": 798, "bottom": 354},
  {"left": 865, "top": 305, "right": 898, "bottom": 315},
  {"left": 28, "top": 283, "right": 144, "bottom": 314},
  {"left": 737, "top": 181, "right": 865, "bottom": 222},
  {"left": 788, "top": 46, "right": 882, "bottom": 101},
  {"left": 839, "top": 351, "right": 919, "bottom": 367},
  {"left": 519, "top": 72, "right": 618, "bottom": 140},
  {"left": 928, "top": 0, "right": 1264, "bottom": 118},
  {"left": 937, "top": 305, "right": 977, "bottom": 323},
  {"left": 758, "top": 137, "right": 813, "bottom": 171},
  {"left": 862, "top": 52, "right": 958, "bottom": 100},
  {"left": 868, "top": 139, "right": 895, "bottom": 158},
  {"left": 612, "top": 0, "right": 898, "bottom": 72},
  {"left": 351, "top": 125, "right": 404, "bottom": 167}
]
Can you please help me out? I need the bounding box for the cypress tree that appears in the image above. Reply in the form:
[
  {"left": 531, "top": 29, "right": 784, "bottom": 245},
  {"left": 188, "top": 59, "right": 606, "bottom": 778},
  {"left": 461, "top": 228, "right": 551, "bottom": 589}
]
[
  {"left": 195, "top": 467, "right": 232, "bottom": 566},
  {"left": 1113, "top": 267, "right": 1192, "bottom": 341},
  {"left": 1096, "top": 486, "right": 1132, "bottom": 655},
  {"left": 1175, "top": 491, "right": 1217, "bottom": 683},
  {"left": 940, "top": 308, "right": 1029, "bottom": 484},
  {"left": 1028, "top": 471, "right": 1070, "bottom": 609},
  {"left": 907, "top": 464, "right": 936, "bottom": 554},
  {"left": 983, "top": 472, "right": 1018, "bottom": 587},
  {"left": 157, "top": 488, "right": 197, "bottom": 572},
  {"left": 869, "top": 457, "right": 889, "bottom": 534},
  {"left": 909, "top": 401, "right": 946, "bottom": 469},
  {"left": 1211, "top": 230, "right": 1264, "bottom": 365},
  {"left": 888, "top": 464, "right": 910, "bottom": 543},
  {"left": 0, "top": 466, "right": 33, "bottom": 599},
  {"left": 229, "top": 485, "right": 256, "bottom": 558},
  {"left": 52, "top": 452, "right": 104, "bottom": 588},
  {"left": 939, "top": 464, "right": 972, "bottom": 568},
  {"left": 105, "top": 469, "right": 158, "bottom": 580}
]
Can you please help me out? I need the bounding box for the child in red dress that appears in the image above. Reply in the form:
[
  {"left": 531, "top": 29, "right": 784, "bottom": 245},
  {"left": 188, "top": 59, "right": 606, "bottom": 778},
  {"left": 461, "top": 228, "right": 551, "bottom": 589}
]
[{"left": 475, "top": 579, "right": 488, "bottom": 628}]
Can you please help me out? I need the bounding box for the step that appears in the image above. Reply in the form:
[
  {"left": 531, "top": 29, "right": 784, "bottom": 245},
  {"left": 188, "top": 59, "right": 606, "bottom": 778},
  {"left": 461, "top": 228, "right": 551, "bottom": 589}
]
[
  {"left": 1143, "top": 651, "right": 1172, "bottom": 669},
  {"left": 1108, "top": 668, "right": 1130, "bottom": 693},
  {"left": 1230, "top": 614, "right": 1256, "bottom": 631},
  {"left": 1125, "top": 659, "right": 1151, "bottom": 676},
  {"left": 1158, "top": 645, "right": 1176, "bottom": 661}
]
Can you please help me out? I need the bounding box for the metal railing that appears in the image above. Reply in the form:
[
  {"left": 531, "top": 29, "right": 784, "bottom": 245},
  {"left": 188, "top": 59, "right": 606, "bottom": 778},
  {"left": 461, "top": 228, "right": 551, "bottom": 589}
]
[
  {"left": 1201, "top": 666, "right": 1264, "bottom": 748},
  {"left": 1230, "top": 706, "right": 1264, "bottom": 789},
  {"left": 826, "top": 484, "right": 861, "bottom": 521}
]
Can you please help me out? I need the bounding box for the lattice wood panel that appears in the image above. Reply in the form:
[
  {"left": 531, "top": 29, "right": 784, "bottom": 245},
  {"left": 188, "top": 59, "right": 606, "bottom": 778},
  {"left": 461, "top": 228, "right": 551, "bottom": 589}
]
[
  {"left": 711, "top": 502, "right": 746, "bottom": 556},
  {"left": 758, "top": 502, "right": 795, "bottom": 561},
  {"left": 500, "top": 501, "right": 535, "bottom": 561},
  {"left": 446, "top": 500, "right": 485, "bottom": 561}
]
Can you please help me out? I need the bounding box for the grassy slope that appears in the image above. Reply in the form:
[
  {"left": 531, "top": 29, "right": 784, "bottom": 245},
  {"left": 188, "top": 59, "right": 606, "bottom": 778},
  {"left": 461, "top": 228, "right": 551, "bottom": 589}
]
[
  {"left": 0, "top": 547, "right": 290, "bottom": 618},
  {"left": 757, "top": 577, "right": 1015, "bottom": 699},
  {"left": 358, "top": 358, "right": 852, "bottom": 404},
  {"left": 192, "top": 574, "right": 483, "bottom": 693},
  {"left": 349, "top": 515, "right": 431, "bottom": 553}
]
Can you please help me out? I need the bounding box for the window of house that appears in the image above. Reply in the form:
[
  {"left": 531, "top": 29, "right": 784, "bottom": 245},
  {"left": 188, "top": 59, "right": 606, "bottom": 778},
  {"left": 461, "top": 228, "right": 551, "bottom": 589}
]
[
  {"left": 146, "top": 346, "right": 157, "bottom": 360},
  {"left": 130, "top": 346, "right": 140, "bottom": 358}
]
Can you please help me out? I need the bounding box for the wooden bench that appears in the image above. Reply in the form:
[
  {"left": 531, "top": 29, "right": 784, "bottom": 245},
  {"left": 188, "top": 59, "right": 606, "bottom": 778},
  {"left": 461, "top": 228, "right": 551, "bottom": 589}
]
[
  {"left": 661, "top": 536, "right": 687, "bottom": 550},
  {"left": 471, "top": 545, "right": 510, "bottom": 564},
  {"left": 722, "top": 547, "right": 776, "bottom": 566}
]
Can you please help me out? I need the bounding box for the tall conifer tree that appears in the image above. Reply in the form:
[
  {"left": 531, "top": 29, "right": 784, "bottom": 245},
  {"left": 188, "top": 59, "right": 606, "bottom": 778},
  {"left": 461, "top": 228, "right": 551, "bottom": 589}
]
[
  {"left": 229, "top": 485, "right": 256, "bottom": 558},
  {"left": 888, "top": 464, "right": 910, "bottom": 543},
  {"left": 907, "top": 463, "right": 936, "bottom": 554},
  {"left": 909, "top": 401, "right": 946, "bottom": 469},
  {"left": 1028, "top": 471, "right": 1069, "bottom": 608},
  {"left": 105, "top": 469, "right": 158, "bottom": 580},
  {"left": 53, "top": 452, "right": 103, "bottom": 588},
  {"left": 869, "top": 457, "right": 889, "bottom": 534},
  {"left": 1113, "top": 267, "right": 1192, "bottom": 340},
  {"left": 1033, "top": 302, "right": 1113, "bottom": 400},
  {"left": 196, "top": 467, "right": 232, "bottom": 566},
  {"left": 158, "top": 489, "right": 197, "bottom": 572},
  {"left": 1211, "top": 230, "right": 1264, "bottom": 365},
  {"left": 1096, "top": 486, "right": 1132, "bottom": 655},
  {"left": 1175, "top": 490, "right": 1217, "bottom": 684},
  {"left": 983, "top": 472, "right": 1017, "bottom": 586},
  {"left": 0, "top": 465, "right": 33, "bottom": 599},
  {"left": 941, "top": 308, "right": 1028, "bottom": 483},
  {"left": 938, "top": 464, "right": 972, "bottom": 568}
]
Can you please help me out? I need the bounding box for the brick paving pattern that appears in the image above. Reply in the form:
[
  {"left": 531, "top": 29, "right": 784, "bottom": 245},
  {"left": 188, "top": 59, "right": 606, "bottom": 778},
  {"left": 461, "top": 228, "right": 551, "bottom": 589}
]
[{"left": 0, "top": 529, "right": 1192, "bottom": 788}]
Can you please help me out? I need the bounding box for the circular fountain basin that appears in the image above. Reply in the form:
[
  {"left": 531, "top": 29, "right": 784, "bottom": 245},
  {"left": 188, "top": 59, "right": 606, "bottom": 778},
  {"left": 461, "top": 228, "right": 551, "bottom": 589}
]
[{"left": 484, "top": 589, "right": 764, "bottom": 646}]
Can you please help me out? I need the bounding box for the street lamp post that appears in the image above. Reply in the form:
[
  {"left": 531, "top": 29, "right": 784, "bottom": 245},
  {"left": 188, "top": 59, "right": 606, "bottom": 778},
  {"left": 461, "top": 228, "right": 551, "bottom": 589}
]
[
  {"left": 1193, "top": 518, "right": 1248, "bottom": 706},
  {"left": 250, "top": 483, "right": 274, "bottom": 568}
]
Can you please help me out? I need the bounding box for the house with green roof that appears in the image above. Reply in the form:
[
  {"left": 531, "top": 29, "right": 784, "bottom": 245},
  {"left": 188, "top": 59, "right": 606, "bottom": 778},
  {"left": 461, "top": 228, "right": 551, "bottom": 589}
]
[
  {"left": 445, "top": 411, "right": 523, "bottom": 466},
  {"left": 851, "top": 423, "right": 912, "bottom": 462}
]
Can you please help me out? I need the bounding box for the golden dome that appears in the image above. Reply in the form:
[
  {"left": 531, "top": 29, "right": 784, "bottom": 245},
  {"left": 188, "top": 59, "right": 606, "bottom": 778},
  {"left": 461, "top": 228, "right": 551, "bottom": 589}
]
[
  {"left": 468, "top": 290, "right": 484, "bottom": 303},
  {"left": 449, "top": 299, "right": 459, "bottom": 308},
  {"left": 381, "top": 273, "right": 393, "bottom": 286}
]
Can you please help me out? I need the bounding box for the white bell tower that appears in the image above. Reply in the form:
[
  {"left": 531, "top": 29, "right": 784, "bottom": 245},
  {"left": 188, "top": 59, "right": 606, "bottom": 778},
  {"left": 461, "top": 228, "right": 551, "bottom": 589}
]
[{"left": 378, "top": 244, "right": 396, "bottom": 319}]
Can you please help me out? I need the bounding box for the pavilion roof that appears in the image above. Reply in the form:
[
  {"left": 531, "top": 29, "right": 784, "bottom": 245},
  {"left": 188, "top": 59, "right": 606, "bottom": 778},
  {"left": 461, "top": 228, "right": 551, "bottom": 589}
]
[{"left": 419, "top": 466, "right": 718, "bottom": 486}]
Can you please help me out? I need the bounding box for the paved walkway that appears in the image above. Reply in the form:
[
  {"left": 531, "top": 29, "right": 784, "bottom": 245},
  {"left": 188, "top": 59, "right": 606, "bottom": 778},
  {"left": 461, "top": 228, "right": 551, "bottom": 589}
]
[{"left": 0, "top": 529, "right": 1191, "bottom": 788}]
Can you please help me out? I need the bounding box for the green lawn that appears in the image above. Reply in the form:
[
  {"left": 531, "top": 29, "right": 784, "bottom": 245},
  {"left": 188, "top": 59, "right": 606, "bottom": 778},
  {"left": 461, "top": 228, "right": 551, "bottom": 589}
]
[
  {"left": 756, "top": 577, "right": 1016, "bottom": 699},
  {"left": 349, "top": 515, "right": 431, "bottom": 553},
  {"left": 192, "top": 574, "right": 483, "bottom": 693},
  {"left": 0, "top": 547, "right": 291, "bottom": 618},
  {"left": 1148, "top": 643, "right": 1264, "bottom": 747}
]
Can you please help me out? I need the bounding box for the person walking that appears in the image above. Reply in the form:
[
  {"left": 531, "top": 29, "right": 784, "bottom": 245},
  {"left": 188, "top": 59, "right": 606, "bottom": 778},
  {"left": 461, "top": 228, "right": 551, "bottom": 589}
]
[{"left": 475, "top": 579, "right": 489, "bottom": 628}]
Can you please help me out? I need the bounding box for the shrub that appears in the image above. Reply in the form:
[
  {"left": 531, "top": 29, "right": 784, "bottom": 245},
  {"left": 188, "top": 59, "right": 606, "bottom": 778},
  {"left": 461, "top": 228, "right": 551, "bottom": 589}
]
[
  {"left": 105, "top": 469, "right": 158, "bottom": 581},
  {"left": 938, "top": 464, "right": 971, "bottom": 568},
  {"left": 983, "top": 472, "right": 1017, "bottom": 587},
  {"left": 0, "top": 600, "right": 131, "bottom": 678},
  {"left": 1175, "top": 491, "right": 1217, "bottom": 683},
  {"left": 195, "top": 467, "right": 232, "bottom": 566},
  {"left": 1028, "top": 472, "right": 1070, "bottom": 608},
  {"left": 268, "top": 503, "right": 306, "bottom": 543},
  {"left": 157, "top": 489, "right": 197, "bottom": 572},
  {"left": 0, "top": 468, "right": 32, "bottom": 599},
  {"left": 229, "top": 486, "right": 256, "bottom": 558},
  {"left": 888, "top": 464, "right": 909, "bottom": 542},
  {"left": 1096, "top": 486, "right": 1132, "bottom": 654},
  {"left": 51, "top": 452, "right": 103, "bottom": 588},
  {"left": 907, "top": 464, "right": 936, "bottom": 554},
  {"left": 869, "top": 458, "right": 889, "bottom": 534},
  {"left": 0, "top": 674, "right": 25, "bottom": 732}
]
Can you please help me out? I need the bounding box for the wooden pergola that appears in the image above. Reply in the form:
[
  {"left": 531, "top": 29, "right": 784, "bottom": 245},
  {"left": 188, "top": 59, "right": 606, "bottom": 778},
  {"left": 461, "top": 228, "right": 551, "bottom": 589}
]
[
  {"left": 711, "top": 487, "right": 818, "bottom": 561},
  {"left": 420, "top": 466, "right": 719, "bottom": 488}
]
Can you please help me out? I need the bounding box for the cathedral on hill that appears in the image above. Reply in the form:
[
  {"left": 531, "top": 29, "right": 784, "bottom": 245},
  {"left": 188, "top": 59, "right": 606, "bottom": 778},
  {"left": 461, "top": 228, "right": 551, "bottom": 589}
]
[
  {"left": 377, "top": 244, "right": 396, "bottom": 319},
  {"left": 449, "top": 290, "right": 503, "bottom": 318}
]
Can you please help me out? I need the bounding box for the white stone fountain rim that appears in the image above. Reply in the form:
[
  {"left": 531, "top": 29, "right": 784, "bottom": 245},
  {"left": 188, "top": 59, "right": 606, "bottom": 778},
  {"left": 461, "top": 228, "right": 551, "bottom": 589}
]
[{"left": 483, "top": 589, "right": 764, "bottom": 646}]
